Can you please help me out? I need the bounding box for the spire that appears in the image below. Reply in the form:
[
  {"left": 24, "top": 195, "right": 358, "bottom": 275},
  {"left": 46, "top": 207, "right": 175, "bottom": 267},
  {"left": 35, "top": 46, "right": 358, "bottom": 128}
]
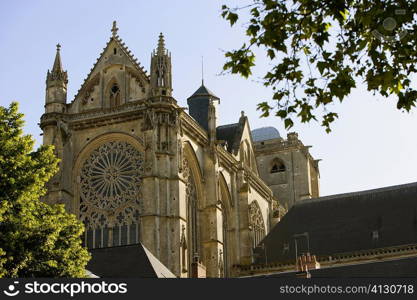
[
  {"left": 201, "top": 56, "right": 204, "bottom": 85},
  {"left": 45, "top": 43, "right": 68, "bottom": 110},
  {"left": 52, "top": 43, "right": 63, "bottom": 73},
  {"left": 47, "top": 43, "right": 68, "bottom": 87},
  {"left": 111, "top": 20, "right": 119, "bottom": 38},
  {"left": 157, "top": 32, "right": 166, "bottom": 55}
]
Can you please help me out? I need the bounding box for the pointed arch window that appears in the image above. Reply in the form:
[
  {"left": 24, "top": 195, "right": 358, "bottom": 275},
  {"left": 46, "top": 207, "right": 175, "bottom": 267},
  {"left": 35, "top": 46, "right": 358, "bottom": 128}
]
[
  {"left": 156, "top": 65, "right": 165, "bottom": 87},
  {"left": 271, "top": 158, "right": 286, "bottom": 173},
  {"left": 182, "top": 157, "right": 201, "bottom": 275},
  {"left": 109, "top": 82, "right": 121, "bottom": 107},
  {"left": 249, "top": 201, "right": 266, "bottom": 249}
]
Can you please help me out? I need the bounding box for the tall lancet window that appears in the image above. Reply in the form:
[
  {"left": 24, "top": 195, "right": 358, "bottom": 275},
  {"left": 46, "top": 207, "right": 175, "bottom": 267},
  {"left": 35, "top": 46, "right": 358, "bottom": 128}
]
[
  {"left": 79, "top": 141, "right": 143, "bottom": 249},
  {"left": 182, "top": 158, "right": 200, "bottom": 272},
  {"left": 109, "top": 82, "right": 121, "bottom": 107},
  {"left": 249, "top": 201, "right": 266, "bottom": 249}
]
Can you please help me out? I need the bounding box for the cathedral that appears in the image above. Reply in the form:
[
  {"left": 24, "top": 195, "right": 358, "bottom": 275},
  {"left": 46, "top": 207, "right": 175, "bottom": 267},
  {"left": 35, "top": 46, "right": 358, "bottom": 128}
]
[{"left": 40, "top": 22, "right": 321, "bottom": 278}]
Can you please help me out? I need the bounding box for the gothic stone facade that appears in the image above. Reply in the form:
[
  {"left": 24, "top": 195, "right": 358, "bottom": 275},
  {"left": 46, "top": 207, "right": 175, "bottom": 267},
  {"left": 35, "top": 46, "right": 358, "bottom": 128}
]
[
  {"left": 253, "top": 131, "right": 320, "bottom": 210},
  {"left": 40, "top": 23, "right": 319, "bottom": 278}
]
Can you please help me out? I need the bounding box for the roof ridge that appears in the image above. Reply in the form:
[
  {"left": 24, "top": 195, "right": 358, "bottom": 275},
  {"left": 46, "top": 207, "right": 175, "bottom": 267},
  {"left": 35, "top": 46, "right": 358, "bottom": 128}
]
[
  {"left": 188, "top": 83, "right": 219, "bottom": 99},
  {"left": 217, "top": 123, "right": 238, "bottom": 129},
  {"left": 295, "top": 181, "right": 417, "bottom": 206}
]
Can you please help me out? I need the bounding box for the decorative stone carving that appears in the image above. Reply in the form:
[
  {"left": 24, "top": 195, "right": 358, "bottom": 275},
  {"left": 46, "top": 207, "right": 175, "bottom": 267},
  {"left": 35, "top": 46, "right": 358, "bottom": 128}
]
[
  {"left": 79, "top": 141, "right": 143, "bottom": 230},
  {"left": 81, "top": 74, "right": 100, "bottom": 105},
  {"left": 57, "top": 119, "right": 71, "bottom": 143},
  {"left": 249, "top": 201, "right": 265, "bottom": 249},
  {"left": 144, "top": 161, "right": 153, "bottom": 176},
  {"left": 143, "top": 109, "right": 156, "bottom": 131}
]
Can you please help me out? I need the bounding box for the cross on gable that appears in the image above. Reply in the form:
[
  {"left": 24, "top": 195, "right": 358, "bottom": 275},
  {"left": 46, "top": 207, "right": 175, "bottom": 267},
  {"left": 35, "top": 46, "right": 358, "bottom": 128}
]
[{"left": 111, "top": 20, "right": 119, "bottom": 37}]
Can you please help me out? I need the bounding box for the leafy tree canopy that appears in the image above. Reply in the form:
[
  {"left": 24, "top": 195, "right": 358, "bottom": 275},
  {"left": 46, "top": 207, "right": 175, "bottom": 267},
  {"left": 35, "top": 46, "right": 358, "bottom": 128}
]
[
  {"left": 0, "top": 102, "right": 90, "bottom": 278},
  {"left": 221, "top": 0, "right": 417, "bottom": 132}
]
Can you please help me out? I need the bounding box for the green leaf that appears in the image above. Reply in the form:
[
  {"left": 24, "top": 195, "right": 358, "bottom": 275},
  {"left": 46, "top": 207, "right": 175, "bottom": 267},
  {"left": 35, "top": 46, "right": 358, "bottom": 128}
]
[
  {"left": 227, "top": 12, "right": 239, "bottom": 26},
  {"left": 284, "top": 118, "right": 294, "bottom": 129},
  {"left": 221, "top": 0, "right": 417, "bottom": 133},
  {"left": 339, "top": 9, "right": 349, "bottom": 21}
]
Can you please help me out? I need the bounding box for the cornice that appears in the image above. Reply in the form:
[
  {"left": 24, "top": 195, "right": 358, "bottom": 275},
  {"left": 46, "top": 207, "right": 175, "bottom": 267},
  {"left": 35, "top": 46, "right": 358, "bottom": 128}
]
[{"left": 236, "top": 243, "right": 417, "bottom": 277}]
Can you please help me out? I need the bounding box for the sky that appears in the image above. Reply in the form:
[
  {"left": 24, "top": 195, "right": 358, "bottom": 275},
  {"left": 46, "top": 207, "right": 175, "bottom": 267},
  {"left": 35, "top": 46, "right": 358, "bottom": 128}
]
[{"left": 0, "top": 0, "right": 416, "bottom": 197}]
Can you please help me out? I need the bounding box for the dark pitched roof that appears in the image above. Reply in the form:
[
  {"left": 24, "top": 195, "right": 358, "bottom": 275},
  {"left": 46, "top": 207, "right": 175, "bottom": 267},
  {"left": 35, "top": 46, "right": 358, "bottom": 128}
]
[
  {"left": 255, "top": 182, "right": 417, "bottom": 264},
  {"left": 216, "top": 123, "right": 238, "bottom": 152},
  {"left": 188, "top": 83, "right": 219, "bottom": 100},
  {"left": 87, "top": 243, "right": 176, "bottom": 278},
  {"left": 251, "top": 255, "right": 417, "bottom": 278},
  {"left": 216, "top": 116, "right": 247, "bottom": 154}
]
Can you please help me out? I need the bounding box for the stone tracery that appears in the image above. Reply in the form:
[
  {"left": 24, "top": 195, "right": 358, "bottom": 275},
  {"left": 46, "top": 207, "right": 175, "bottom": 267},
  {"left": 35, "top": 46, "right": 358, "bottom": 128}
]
[
  {"left": 79, "top": 140, "right": 143, "bottom": 248},
  {"left": 249, "top": 201, "right": 266, "bottom": 249}
]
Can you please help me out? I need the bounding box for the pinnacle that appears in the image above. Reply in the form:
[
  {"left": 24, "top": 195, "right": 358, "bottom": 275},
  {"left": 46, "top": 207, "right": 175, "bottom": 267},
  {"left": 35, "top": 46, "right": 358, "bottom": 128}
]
[
  {"left": 157, "top": 32, "right": 166, "bottom": 55},
  {"left": 52, "top": 43, "right": 63, "bottom": 73},
  {"left": 111, "top": 20, "right": 119, "bottom": 37}
]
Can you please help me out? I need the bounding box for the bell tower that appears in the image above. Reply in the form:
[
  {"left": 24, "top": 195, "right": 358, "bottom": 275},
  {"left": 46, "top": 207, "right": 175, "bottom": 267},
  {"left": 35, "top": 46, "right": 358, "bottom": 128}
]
[{"left": 150, "top": 33, "right": 172, "bottom": 97}]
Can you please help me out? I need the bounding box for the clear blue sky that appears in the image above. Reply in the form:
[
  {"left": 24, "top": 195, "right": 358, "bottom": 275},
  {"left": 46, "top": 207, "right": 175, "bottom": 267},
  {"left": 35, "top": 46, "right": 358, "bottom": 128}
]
[{"left": 1, "top": 0, "right": 416, "bottom": 196}]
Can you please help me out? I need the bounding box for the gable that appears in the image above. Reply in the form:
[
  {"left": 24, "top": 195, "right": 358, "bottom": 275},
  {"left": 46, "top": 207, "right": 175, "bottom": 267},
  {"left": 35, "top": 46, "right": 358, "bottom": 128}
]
[
  {"left": 238, "top": 117, "right": 259, "bottom": 174},
  {"left": 217, "top": 115, "right": 259, "bottom": 174},
  {"left": 69, "top": 36, "right": 150, "bottom": 113}
]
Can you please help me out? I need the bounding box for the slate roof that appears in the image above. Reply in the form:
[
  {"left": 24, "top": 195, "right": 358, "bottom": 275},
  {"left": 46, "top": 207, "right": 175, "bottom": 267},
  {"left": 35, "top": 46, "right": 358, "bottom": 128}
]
[
  {"left": 251, "top": 127, "right": 281, "bottom": 142},
  {"left": 255, "top": 182, "right": 417, "bottom": 264},
  {"left": 87, "top": 243, "right": 176, "bottom": 278},
  {"left": 216, "top": 123, "right": 239, "bottom": 152},
  {"left": 216, "top": 116, "right": 247, "bottom": 154},
  {"left": 188, "top": 83, "right": 219, "bottom": 100}
]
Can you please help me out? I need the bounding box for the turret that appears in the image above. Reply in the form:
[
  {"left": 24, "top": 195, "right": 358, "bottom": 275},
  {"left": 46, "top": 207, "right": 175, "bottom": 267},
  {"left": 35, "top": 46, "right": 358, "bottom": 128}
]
[
  {"left": 187, "top": 82, "right": 219, "bottom": 139},
  {"left": 150, "top": 33, "right": 172, "bottom": 97},
  {"left": 45, "top": 44, "right": 68, "bottom": 113}
]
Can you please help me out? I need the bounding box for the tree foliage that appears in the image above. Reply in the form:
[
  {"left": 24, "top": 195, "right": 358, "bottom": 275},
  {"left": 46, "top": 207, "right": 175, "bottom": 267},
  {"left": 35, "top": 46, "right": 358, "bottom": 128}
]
[
  {"left": 0, "top": 102, "right": 90, "bottom": 278},
  {"left": 221, "top": 0, "right": 417, "bottom": 132}
]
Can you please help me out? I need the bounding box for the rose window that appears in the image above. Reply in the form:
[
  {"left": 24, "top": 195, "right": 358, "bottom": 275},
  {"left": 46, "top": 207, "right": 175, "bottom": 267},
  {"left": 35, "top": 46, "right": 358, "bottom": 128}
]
[{"left": 79, "top": 141, "right": 143, "bottom": 248}]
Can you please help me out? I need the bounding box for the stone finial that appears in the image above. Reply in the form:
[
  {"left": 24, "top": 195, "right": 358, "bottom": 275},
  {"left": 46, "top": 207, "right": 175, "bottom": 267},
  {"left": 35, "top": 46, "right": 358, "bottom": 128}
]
[
  {"left": 56, "top": 43, "right": 61, "bottom": 51},
  {"left": 111, "top": 20, "right": 119, "bottom": 37}
]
